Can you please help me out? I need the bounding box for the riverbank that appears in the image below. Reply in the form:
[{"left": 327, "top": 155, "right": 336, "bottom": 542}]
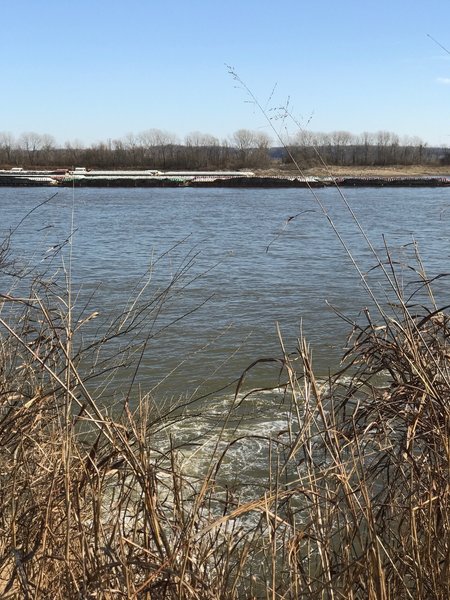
[
  {"left": 261, "top": 164, "right": 450, "bottom": 177},
  {"left": 1, "top": 166, "right": 450, "bottom": 188}
]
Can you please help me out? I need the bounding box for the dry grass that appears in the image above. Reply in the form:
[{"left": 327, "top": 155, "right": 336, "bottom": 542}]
[
  {"left": 0, "top": 200, "right": 449, "bottom": 599},
  {"left": 299, "top": 164, "right": 450, "bottom": 178},
  {"left": 257, "top": 165, "right": 450, "bottom": 178}
]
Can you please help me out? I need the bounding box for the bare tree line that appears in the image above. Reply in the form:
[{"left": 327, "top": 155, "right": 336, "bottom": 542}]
[
  {"left": 0, "top": 128, "right": 447, "bottom": 170},
  {"left": 287, "top": 129, "right": 435, "bottom": 167}
]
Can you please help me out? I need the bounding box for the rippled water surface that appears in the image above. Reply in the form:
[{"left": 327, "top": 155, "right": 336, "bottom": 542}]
[{"left": 1, "top": 185, "right": 450, "bottom": 404}]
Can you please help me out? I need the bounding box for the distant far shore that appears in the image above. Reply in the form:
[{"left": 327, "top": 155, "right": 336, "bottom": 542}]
[
  {"left": 2, "top": 166, "right": 450, "bottom": 188},
  {"left": 259, "top": 164, "right": 450, "bottom": 178}
]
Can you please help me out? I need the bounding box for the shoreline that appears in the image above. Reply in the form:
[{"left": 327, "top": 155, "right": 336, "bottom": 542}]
[
  {"left": 1, "top": 166, "right": 450, "bottom": 188},
  {"left": 262, "top": 165, "right": 450, "bottom": 177}
]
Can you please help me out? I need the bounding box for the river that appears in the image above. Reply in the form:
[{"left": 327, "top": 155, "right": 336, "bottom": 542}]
[{"left": 1, "top": 186, "right": 449, "bottom": 470}]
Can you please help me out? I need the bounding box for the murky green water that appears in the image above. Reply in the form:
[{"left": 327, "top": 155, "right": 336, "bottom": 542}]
[{"left": 1, "top": 186, "right": 449, "bottom": 464}]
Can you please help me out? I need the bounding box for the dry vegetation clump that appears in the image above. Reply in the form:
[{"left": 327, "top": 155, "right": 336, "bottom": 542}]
[{"left": 0, "top": 227, "right": 449, "bottom": 599}]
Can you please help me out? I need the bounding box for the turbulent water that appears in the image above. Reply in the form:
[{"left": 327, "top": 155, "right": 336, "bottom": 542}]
[{"left": 1, "top": 185, "right": 450, "bottom": 475}]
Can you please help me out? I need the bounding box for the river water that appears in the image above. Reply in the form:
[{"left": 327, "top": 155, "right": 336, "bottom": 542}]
[{"left": 1, "top": 186, "right": 449, "bottom": 474}]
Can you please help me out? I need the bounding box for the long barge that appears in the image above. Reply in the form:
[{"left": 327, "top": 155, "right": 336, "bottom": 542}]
[{"left": 0, "top": 168, "right": 449, "bottom": 188}]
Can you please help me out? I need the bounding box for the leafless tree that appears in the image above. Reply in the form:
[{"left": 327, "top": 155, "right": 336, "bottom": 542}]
[
  {"left": 0, "top": 132, "right": 15, "bottom": 165},
  {"left": 138, "top": 128, "right": 178, "bottom": 168},
  {"left": 18, "top": 132, "right": 55, "bottom": 166}
]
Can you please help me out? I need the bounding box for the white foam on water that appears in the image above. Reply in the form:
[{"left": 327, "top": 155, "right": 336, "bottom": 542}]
[{"left": 150, "top": 386, "right": 305, "bottom": 492}]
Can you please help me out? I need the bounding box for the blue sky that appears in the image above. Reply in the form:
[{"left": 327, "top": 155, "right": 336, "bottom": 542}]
[{"left": 1, "top": 0, "right": 450, "bottom": 146}]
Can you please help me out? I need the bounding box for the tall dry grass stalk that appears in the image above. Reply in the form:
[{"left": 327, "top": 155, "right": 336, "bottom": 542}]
[{"left": 0, "top": 223, "right": 449, "bottom": 599}]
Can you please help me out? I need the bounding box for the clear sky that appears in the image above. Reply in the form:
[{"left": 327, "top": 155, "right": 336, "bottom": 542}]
[{"left": 2, "top": 0, "right": 450, "bottom": 147}]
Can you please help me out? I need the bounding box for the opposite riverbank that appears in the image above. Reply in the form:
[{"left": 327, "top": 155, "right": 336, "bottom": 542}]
[
  {"left": 276, "top": 164, "right": 450, "bottom": 177},
  {"left": 1, "top": 165, "right": 450, "bottom": 188}
]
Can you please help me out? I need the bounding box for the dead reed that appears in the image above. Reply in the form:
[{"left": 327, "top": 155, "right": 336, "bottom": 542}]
[{"left": 0, "top": 195, "right": 449, "bottom": 600}]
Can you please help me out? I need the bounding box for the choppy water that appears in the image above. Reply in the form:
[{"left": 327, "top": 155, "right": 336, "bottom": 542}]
[{"left": 1, "top": 186, "right": 449, "bottom": 475}]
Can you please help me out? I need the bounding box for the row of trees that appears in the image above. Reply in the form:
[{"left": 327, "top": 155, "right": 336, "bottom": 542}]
[
  {"left": 287, "top": 130, "right": 430, "bottom": 167},
  {"left": 0, "top": 129, "right": 272, "bottom": 170},
  {"left": 0, "top": 128, "right": 447, "bottom": 170}
]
